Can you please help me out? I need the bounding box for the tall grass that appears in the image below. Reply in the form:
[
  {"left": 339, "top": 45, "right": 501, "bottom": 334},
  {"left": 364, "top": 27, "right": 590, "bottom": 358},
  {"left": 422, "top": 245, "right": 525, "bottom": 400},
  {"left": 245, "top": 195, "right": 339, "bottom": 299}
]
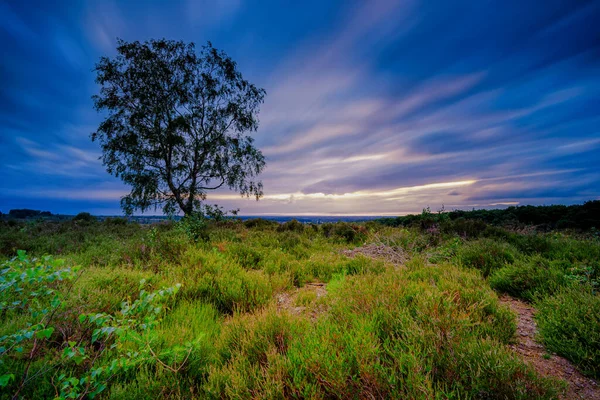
[
  {"left": 536, "top": 285, "right": 600, "bottom": 378},
  {"left": 2, "top": 218, "right": 595, "bottom": 398}
]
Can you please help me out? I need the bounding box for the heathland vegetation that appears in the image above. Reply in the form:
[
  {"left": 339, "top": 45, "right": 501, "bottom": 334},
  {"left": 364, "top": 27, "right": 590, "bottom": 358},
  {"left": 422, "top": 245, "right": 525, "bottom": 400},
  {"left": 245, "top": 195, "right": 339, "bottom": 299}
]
[{"left": 1, "top": 204, "right": 599, "bottom": 399}]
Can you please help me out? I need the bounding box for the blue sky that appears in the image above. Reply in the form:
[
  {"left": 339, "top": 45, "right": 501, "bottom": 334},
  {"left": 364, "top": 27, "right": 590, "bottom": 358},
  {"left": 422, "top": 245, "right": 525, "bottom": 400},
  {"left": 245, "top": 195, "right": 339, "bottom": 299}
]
[{"left": 1, "top": 0, "right": 599, "bottom": 216}]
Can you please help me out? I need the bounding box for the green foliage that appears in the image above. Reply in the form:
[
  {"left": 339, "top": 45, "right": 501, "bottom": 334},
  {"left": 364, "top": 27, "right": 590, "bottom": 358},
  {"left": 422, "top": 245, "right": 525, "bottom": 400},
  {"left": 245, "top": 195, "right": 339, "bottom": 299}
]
[
  {"left": 243, "top": 218, "right": 278, "bottom": 229},
  {"left": 536, "top": 286, "right": 600, "bottom": 378},
  {"left": 6, "top": 209, "right": 53, "bottom": 219},
  {"left": 0, "top": 252, "right": 78, "bottom": 394},
  {"left": 321, "top": 222, "right": 368, "bottom": 243},
  {"left": 72, "top": 212, "right": 96, "bottom": 223},
  {"left": 1, "top": 217, "right": 596, "bottom": 398},
  {"left": 0, "top": 219, "right": 143, "bottom": 258},
  {"left": 229, "top": 243, "right": 263, "bottom": 269},
  {"left": 276, "top": 219, "right": 304, "bottom": 233},
  {"left": 57, "top": 282, "right": 182, "bottom": 399},
  {"left": 565, "top": 263, "right": 600, "bottom": 292},
  {"left": 178, "top": 213, "right": 209, "bottom": 242},
  {"left": 428, "top": 236, "right": 462, "bottom": 263},
  {"left": 103, "top": 217, "right": 128, "bottom": 225},
  {"left": 202, "top": 204, "right": 239, "bottom": 222},
  {"left": 456, "top": 239, "right": 516, "bottom": 277},
  {"left": 0, "top": 252, "right": 76, "bottom": 350},
  {"left": 489, "top": 257, "right": 570, "bottom": 301},
  {"left": 441, "top": 217, "right": 489, "bottom": 238},
  {"left": 92, "top": 38, "right": 266, "bottom": 216},
  {"left": 377, "top": 200, "right": 600, "bottom": 231},
  {"left": 204, "top": 265, "right": 559, "bottom": 399}
]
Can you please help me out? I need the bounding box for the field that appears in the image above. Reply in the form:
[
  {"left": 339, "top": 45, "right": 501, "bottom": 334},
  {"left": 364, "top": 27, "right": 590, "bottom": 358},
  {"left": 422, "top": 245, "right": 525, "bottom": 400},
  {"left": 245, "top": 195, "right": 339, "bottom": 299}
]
[{"left": 1, "top": 213, "right": 599, "bottom": 399}]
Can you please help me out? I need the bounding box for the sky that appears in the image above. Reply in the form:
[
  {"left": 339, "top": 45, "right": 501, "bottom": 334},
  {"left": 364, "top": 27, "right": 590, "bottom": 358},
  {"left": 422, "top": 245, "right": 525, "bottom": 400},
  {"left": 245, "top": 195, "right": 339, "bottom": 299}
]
[{"left": 1, "top": 0, "right": 599, "bottom": 216}]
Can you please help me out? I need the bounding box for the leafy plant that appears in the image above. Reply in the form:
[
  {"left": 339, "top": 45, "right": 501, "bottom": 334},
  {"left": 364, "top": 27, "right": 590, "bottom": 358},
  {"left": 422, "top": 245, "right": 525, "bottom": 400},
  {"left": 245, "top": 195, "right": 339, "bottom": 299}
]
[
  {"left": 72, "top": 212, "right": 96, "bottom": 223},
  {"left": 0, "top": 251, "right": 79, "bottom": 394},
  {"left": 178, "top": 213, "right": 209, "bottom": 242},
  {"left": 57, "top": 281, "right": 182, "bottom": 399}
]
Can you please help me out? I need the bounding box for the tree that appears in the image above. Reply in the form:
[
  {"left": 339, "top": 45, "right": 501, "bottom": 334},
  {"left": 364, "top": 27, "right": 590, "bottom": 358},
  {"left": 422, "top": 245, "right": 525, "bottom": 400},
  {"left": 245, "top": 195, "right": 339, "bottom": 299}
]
[{"left": 92, "top": 38, "right": 266, "bottom": 216}]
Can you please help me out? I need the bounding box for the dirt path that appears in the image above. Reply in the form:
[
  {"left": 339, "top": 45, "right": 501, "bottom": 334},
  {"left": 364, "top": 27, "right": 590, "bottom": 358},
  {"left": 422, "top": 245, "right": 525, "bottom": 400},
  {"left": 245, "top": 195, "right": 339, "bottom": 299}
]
[
  {"left": 500, "top": 295, "right": 600, "bottom": 399},
  {"left": 276, "top": 282, "right": 327, "bottom": 321}
]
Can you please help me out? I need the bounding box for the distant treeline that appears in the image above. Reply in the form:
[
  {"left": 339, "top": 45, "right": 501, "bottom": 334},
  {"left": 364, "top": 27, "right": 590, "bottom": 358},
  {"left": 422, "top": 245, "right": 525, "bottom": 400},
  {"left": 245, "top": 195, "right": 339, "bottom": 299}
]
[
  {"left": 1, "top": 209, "right": 53, "bottom": 219},
  {"left": 377, "top": 200, "right": 600, "bottom": 231}
]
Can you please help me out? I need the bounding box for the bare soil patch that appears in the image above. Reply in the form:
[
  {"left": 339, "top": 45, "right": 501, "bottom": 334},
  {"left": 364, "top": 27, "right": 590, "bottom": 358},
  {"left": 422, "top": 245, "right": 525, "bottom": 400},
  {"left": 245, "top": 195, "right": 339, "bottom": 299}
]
[
  {"left": 276, "top": 282, "right": 327, "bottom": 321},
  {"left": 500, "top": 295, "right": 600, "bottom": 400}
]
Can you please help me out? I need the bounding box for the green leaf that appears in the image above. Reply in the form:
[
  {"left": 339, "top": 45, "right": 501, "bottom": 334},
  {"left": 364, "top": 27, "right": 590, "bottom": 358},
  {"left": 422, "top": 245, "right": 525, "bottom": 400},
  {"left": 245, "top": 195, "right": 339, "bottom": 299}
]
[
  {"left": 0, "top": 373, "right": 14, "bottom": 387},
  {"left": 73, "top": 355, "right": 86, "bottom": 365},
  {"left": 51, "top": 295, "right": 61, "bottom": 308},
  {"left": 89, "top": 382, "right": 107, "bottom": 398},
  {"left": 36, "top": 327, "right": 54, "bottom": 340}
]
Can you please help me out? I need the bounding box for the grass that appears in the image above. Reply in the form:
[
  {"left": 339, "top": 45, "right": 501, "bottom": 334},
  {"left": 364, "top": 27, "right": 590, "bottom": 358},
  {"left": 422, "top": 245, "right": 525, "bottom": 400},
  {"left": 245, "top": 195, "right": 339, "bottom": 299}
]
[
  {"left": 1, "top": 217, "right": 598, "bottom": 398},
  {"left": 536, "top": 285, "right": 600, "bottom": 378}
]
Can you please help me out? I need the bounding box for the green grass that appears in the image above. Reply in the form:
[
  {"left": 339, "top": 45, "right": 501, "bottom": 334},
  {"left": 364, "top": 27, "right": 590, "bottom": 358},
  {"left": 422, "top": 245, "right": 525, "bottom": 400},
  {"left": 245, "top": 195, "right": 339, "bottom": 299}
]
[
  {"left": 2, "top": 217, "right": 598, "bottom": 398},
  {"left": 536, "top": 285, "right": 600, "bottom": 378}
]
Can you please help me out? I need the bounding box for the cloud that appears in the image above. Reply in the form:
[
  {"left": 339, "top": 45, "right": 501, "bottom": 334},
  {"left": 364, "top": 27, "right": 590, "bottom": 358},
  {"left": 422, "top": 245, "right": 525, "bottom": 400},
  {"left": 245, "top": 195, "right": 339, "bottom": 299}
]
[
  {"left": 186, "top": 0, "right": 241, "bottom": 27},
  {"left": 1, "top": 0, "right": 599, "bottom": 215},
  {"left": 83, "top": 1, "right": 125, "bottom": 52},
  {"left": 10, "top": 137, "right": 103, "bottom": 178},
  {"left": 2, "top": 188, "right": 127, "bottom": 201}
]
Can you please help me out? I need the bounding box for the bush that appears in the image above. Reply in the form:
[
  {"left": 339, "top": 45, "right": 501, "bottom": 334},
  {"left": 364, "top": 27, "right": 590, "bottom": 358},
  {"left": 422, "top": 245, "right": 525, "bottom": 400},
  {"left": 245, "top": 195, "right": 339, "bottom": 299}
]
[
  {"left": 104, "top": 216, "right": 128, "bottom": 225},
  {"left": 508, "top": 233, "right": 553, "bottom": 255},
  {"left": 243, "top": 218, "right": 278, "bottom": 229},
  {"left": 73, "top": 212, "right": 96, "bottom": 223},
  {"left": 441, "top": 217, "right": 488, "bottom": 238},
  {"left": 178, "top": 213, "right": 209, "bottom": 242},
  {"left": 456, "top": 239, "right": 517, "bottom": 277},
  {"left": 276, "top": 219, "right": 304, "bottom": 233},
  {"left": 230, "top": 244, "right": 263, "bottom": 269},
  {"left": 489, "top": 256, "right": 569, "bottom": 301},
  {"left": 536, "top": 285, "right": 600, "bottom": 378},
  {"left": 321, "top": 222, "right": 368, "bottom": 244}
]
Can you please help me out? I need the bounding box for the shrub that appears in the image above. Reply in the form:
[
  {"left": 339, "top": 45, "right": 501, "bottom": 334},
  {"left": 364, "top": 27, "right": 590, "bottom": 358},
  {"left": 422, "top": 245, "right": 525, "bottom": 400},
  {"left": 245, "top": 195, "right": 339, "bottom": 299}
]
[
  {"left": 489, "top": 256, "right": 569, "bottom": 301},
  {"left": 276, "top": 219, "right": 304, "bottom": 233},
  {"left": 180, "top": 261, "right": 273, "bottom": 314},
  {"left": 243, "top": 218, "right": 278, "bottom": 229},
  {"left": 321, "top": 222, "right": 368, "bottom": 244},
  {"left": 456, "top": 239, "right": 517, "bottom": 277},
  {"left": 536, "top": 285, "right": 600, "bottom": 378},
  {"left": 73, "top": 212, "right": 96, "bottom": 223},
  {"left": 508, "top": 233, "right": 553, "bottom": 255},
  {"left": 104, "top": 217, "right": 128, "bottom": 225},
  {"left": 229, "top": 244, "right": 263, "bottom": 269},
  {"left": 441, "top": 217, "right": 488, "bottom": 238},
  {"left": 206, "top": 311, "right": 304, "bottom": 397},
  {"left": 0, "top": 252, "right": 79, "bottom": 393},
  {"left": 178, "top": 213, "right": 209, "bottom": 242}
]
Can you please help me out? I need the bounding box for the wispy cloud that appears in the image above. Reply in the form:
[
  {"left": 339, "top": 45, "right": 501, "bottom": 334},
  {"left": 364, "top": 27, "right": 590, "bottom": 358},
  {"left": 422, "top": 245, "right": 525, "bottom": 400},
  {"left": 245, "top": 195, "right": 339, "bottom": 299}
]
[{"left": 1, "top": 0, "right": 599, "bottom": 215}]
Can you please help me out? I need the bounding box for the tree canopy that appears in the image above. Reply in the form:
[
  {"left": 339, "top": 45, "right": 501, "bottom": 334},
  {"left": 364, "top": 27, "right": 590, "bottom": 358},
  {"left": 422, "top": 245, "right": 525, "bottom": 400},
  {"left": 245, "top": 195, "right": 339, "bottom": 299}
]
[{"left": 92, "top": 38, "right": 266, "bottom": 216}]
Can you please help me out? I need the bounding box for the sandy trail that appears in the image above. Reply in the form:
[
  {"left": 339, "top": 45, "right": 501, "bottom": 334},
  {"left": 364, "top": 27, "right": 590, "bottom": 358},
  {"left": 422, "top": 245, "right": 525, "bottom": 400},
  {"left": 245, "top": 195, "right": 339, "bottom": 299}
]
[
  {"left": 500, "top": 295, "right": 599, "bottom": 400},
  {"left": 276, "top": 282, "right": 327, "bottom": 321}
]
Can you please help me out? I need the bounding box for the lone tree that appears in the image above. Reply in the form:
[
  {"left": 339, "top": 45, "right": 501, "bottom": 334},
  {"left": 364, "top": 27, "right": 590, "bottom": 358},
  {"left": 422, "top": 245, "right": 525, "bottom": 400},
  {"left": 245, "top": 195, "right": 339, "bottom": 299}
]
[{"left": 92, "top": 38, "right": 266, "bottom": 216}]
